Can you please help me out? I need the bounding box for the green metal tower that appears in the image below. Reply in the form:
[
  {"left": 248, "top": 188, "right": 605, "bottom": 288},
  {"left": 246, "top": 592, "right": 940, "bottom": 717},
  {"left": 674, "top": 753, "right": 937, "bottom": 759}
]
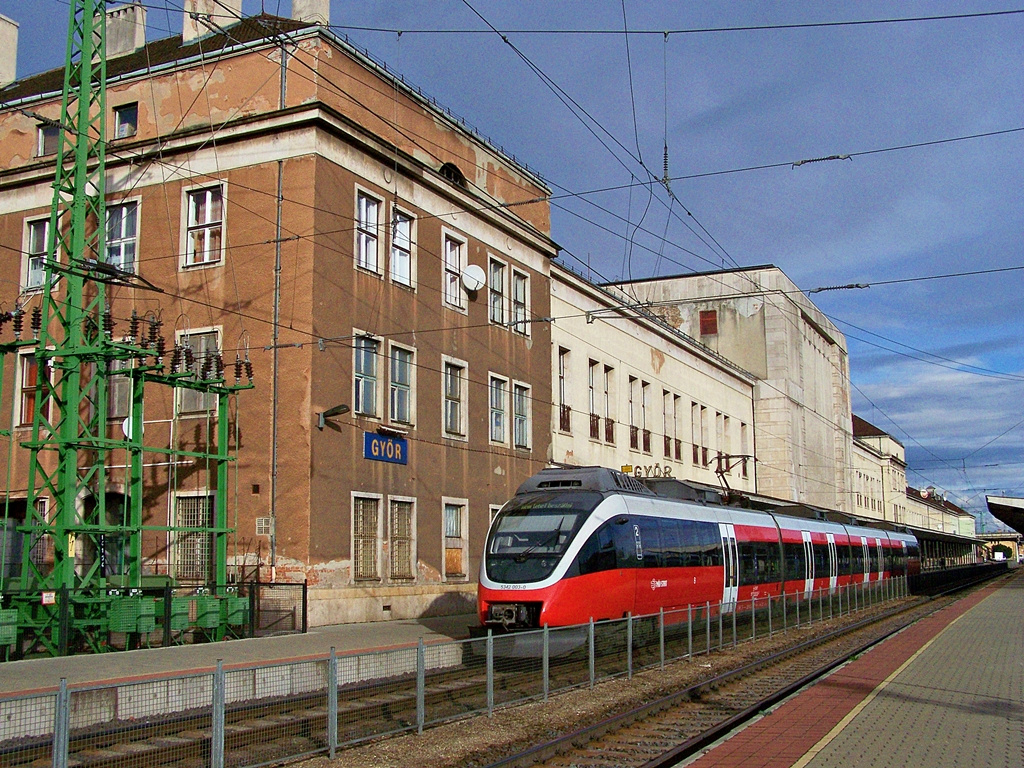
[{"left": 0, "top": 0, "right": 253, "bottom": 656}]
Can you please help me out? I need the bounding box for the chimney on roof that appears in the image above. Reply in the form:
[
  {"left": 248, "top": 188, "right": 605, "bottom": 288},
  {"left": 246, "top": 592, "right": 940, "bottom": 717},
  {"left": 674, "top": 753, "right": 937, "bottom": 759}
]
[
  {"left": 292, "top": 0, "right": 331, "bottom": 26},
  {"left": 0, "top": 13, "right": 17, "bottom": 89},
  {"left": 106, "top": 1, "right": 146, "bottom": 59},
  {"left": 182, "top": 0, "right": 242, "bottom": 44}
]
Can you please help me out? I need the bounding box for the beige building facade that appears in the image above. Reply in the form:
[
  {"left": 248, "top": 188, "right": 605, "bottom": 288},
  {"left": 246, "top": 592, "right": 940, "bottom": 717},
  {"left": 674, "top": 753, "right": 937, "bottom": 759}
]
[{"left": 549, "top": 265, "right": 756, "bottom": 491}]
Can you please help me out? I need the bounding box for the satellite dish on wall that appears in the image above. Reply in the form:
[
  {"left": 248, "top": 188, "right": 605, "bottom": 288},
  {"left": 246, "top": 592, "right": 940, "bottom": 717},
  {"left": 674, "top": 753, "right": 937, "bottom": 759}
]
[{"left": 461, "top": 264, "right": 486, "bottom": 292}]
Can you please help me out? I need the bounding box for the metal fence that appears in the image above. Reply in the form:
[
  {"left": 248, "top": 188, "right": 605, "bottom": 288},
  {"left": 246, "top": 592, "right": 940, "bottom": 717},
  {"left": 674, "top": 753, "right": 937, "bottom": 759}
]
[{"left": 1, "top": 577, "right": 906, "bottom": 768}]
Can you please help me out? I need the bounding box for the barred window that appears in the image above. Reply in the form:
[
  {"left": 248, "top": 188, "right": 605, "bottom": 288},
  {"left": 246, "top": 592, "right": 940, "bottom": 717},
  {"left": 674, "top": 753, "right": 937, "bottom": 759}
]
[
  {"left": 353, "top": 497, "right": 380, "bottom": 580},
  {"left": 174, "top": 495, "right": 213, "bottom": 582},
  {"left": 389, "top": 500, "right": 414, "bottom": 580}
]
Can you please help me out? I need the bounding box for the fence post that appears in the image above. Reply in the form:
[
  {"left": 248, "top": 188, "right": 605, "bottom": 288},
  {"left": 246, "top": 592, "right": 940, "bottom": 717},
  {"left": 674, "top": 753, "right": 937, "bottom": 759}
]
[
  {"left": 768, "top": 595, "right": 773, "bottom": 638},
  {"left": 705, "top": 601, "right": 711, "bottom": 655},
  {"left": 52, "top": 678, "right": 69, "bottom": 768},
  {"left": 687, "top": 604, "right": 692, "bottom": 660},
  {"left": 212, "top": 660, "right": 225, "bottom": 768},
  {"left": 795, "top": 593, "right": 800, "bottom": 628},
  {"left": 328, "top": 648, "right": 339, "bottom": 754},
  {"left": 659, "top": 608, "right": 665, "bottom": 670},
  {"left": 588, "top": 618, "right": 595, "bottom": 689},
  {"left": 626, "top": 612, "right": 633, "bottom": 679},
  {"left": 416, "top": 639, "right": 425, "bottom": 734},
  {"left": 543, "top": 625, "right": 550, "bottom": 701},
  {"left": 486, "top": 630, "right": 494, "bottom": 717}
]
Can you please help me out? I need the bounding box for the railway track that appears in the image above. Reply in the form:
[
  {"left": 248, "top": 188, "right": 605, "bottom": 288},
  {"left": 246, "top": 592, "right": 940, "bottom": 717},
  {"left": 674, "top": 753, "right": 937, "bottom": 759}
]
[{"left": 480, "top": 582, "right": 993, "bottom": 768}]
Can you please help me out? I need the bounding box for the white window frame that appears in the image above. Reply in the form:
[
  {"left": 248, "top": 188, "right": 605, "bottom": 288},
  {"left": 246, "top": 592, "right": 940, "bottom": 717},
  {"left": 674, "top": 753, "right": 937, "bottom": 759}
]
[
  {"left": 23, "top": 217, "right": 49, "bottom": 292},
  {"left": 441, "top": 497, "right": 469, "bottom": 582},
  {"left": 175, "top": 327, "right": 220, "bottom": 416},
  {"left": 182, "top": 183, "right": 225, "bottom": 267},
  {"left": 351, "top": 492, "right": 383, "bottom": 582},
  {"left": 488, "top": 373, "right": 509, "bottom": 445},
  {"left": 106, "top": 199, "right": 139, "bottom": 273},
  {"left": 442, "top": 355, "right": 468, "bottom": 441},
  {"left": 389, "top": 206, "right": 415, "bottom": 287},
  {"left": 353, "top": 332, "right": 381, "bottom": 418},
  {"left": 510, "top": 269, "right": 529, "bottom": 335},
  {"left": 15, "top": 349, "right": 48, "bottom": 427},
  {"left": 512, "top": 380, "right": 531, "bottom": 450},
  {"left": 442, "top": 230, "right": 466, "bottom": 311},
  {"left": 355, "top": 188, "right": 382, "bottom": 274},
  {"left": 488, "top": 256, "right": 507, "bottom": 326},
  {"left": 113, "top": 102, "right": 138, "bottom": 139},
  {"left": 387, "top": 495, "right": 417, "bottom": 581},
  {"left": 388, "top": 342, "right": 415, "bottom": 425},
  {"left": 37, "top": 124, "right": 59, "bottom": 157}
]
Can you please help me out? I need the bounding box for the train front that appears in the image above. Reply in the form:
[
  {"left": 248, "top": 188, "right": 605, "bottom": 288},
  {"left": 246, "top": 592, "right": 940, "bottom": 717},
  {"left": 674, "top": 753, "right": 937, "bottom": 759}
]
[{"left": 477, "top": 486, "right": 605, "bottom": 635}]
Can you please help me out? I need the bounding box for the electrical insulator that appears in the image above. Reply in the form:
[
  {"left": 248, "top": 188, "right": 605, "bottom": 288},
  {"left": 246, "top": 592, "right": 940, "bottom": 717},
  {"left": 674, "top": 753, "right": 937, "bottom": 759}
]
[
  {"left": 234, "top": 354, "right": 243, "bottom": 384},
  {"left": 31, "top": 306, "right": 42, "bottom": 338},
  {"left": 12, "top": 309, "right": 23, "bottom": 339},
  {"left": 155, "top": 335, "right": 166, "bottom": 367},
  {"left": 170, "top": 345, "right": 182, "bottom": 374},
  {"left": 0, "top": 312, "right": 9, "bottom": 334},
  {"left": 147, "top": 317, "right": 160, "bottom": 348},
  {"left": 128, "top": 310, "right": 139, "bottom": 344},
  {"left": 102, "top": 306, "right": 114, "bottom": 338},
  {"left": 244, "top": 355, "right": 253, "bottom": 383},
  {"left": 201, "top": 353, "right": 213, "bottom": 380},
  {"left": 215, "top": 354, "right": 224, "bottom": 380}
]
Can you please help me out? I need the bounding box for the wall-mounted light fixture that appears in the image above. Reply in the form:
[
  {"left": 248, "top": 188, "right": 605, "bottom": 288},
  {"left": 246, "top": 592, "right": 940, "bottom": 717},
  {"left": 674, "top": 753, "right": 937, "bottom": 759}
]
[{"left": 316, "top": 403, "right": 350, "bottom": 430}]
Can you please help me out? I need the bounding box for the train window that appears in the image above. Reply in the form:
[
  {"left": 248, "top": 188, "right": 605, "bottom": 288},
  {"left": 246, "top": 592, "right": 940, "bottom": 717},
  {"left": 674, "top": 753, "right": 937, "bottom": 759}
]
[
  {"left": 577, "top": 525, "right": 617, "bottom": 575},
  {"left": 850, "top": 543, "right": 864, "bottom": 574},
  {"left": 639, "top": 518, "right": 664, "bottom": 568},
  {"left": 698, "top": 523, "right": 722, "bottom": 567},
  {"left": 677, "top": 520, "right": 704, "bottom": 567},
  {"left": 485, "top": 491, "right": 602, "bottom": 583},
  {"left": 812, "top": 543, "right": 828, "bottom": 576},
  {"left": 661, "top": 519, "right": 684, "bottom": 568},
  {"left": 838, "top": 544, "right": 851, "bottom": 576},
  {"left": 783, "top": 542, "right": 806, "bottom": 584}
]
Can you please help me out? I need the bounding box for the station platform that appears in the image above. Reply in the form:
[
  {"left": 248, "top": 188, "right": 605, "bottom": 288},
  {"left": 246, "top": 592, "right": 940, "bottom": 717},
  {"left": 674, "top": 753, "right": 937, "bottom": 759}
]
[
  {"left": 684, "top": 570, "right": 1023, "bottom": 768},
  {"left": 0, "top": 612, "right": 477, "bottom": 695}
]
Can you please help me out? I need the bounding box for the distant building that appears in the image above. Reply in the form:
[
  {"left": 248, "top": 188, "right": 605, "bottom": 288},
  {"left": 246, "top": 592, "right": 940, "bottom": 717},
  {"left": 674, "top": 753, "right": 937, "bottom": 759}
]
[
  {"left": 612, "top": 265, "right": 853, "bottom": 511},
  {"left": 852, "top": 415, "right": 907, "bottom": 523}
]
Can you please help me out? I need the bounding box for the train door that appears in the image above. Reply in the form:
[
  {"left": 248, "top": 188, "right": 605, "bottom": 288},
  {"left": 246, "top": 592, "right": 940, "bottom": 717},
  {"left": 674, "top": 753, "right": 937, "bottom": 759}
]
[
  {"left": 861, "top": 537, "right": 870, "bottom": 582},
  {"left": 719, "top": 523, "right": 738, "bottom": 613},
  {"left": 801, "top": 531, "right": 814, "bottom": 599},
  {"left": 826, "top": 533, "right": 838, "bottom": 594},
  {"left": 876, "top": 540, "right": 884, "bottom": 580}
]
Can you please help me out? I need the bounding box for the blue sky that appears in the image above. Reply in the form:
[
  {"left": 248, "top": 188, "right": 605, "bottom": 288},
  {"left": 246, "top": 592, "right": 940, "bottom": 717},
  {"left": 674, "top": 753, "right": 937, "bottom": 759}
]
[{"left": 3, "top": 1, "right": 1022, "bottom": 527}]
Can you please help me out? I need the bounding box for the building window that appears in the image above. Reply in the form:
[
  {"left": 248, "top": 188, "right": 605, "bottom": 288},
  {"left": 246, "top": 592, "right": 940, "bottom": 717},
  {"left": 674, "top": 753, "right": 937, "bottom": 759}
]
[
  {"left": 114, "top": 102, "right": 138, "bottom": 139},
  {"left": 443, "top": 500, "right": 467, "bottom": 579},
  {"left": 177, "top": 330, "right": 219, "bottom": 414},
  {"left": 390, "top": 210, "right": 413, "bottom": 286},
  {"left": 353, "top": 496, "right": 381, "bottom": 580},
  {"left": 389, "top": 499, "right": 415, "bottom": 580},
  {"left": 108, "top": 358, "right": 133, "bottom": 420},
  {"left": 37, "top": 124, "right": 59, "bottom": 156},
  {"left": 699, "top": 309, "right": 718, "bottom": 336},
  {"left": 17, "top": 351, "right": 47, "bottom": 427},
  {"left": 641, "top": 381, "right": 651, "bottom": 453},
  {"left": 184, "top": 185, "right": 223, "bottom": 266},
  {"left": 356, "top": 191, "right": 380, "bottom": 272},
  {"left": 663, "top": 390, "right": 674, "bottom": 458},
  {"left": 511, "top": 271, "right": 528, "bottom": 333},
  {"left": 443, "top": 234, "right": 464, "bottom": 308},
  {"left": 603, "top": 365, "right": 615, "bottom": 443},
  {"left": 24, "top": 218, "right": 48, "bottom": 291},
  {"left": 673, "top": 394, "right": 683, "bottom": 460},
  {"left": 354, "top": 335, "right": 380, "bottom": 417},
  {"left": 588, "top": 360, "right": 600, "bottom": 440},
  {"left": 443, "top": 360, "right": 466, "bottom": 437},
  {"left": 489, "top": 375, "right": 508, "bottom": 444},
  {"left": 173, "top": 494, "right": 213, "bottom": 582},
  {"left": 488, "top": 258, "right": 506, "bottom": 325},
  {"left": 389, "top": 345, "right": 413, "bottom": 424},
  {"left": 513, "top": 383, "right": 531, "bottom": 449},
  {"left": 558, "top": 348, "right": 571, "bottom": 433},
  {"left": 628, "top": 376, "right": 639, "bottom": 450},
  {"left": 106, "top": 202, "right": 138, "bottom": 273}
]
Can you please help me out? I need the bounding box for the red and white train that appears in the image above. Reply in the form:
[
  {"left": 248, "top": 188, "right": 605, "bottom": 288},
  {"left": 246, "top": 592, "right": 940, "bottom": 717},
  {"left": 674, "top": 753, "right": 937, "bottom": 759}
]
[{"left": 478, "top": 466, "right": 920, "bottom": 631}]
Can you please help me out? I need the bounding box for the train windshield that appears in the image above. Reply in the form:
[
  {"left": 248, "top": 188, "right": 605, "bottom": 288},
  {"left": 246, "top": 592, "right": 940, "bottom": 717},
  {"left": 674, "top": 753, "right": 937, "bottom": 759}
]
[{"left": 485, "top": 492, "right": 602, "bottom": 583}]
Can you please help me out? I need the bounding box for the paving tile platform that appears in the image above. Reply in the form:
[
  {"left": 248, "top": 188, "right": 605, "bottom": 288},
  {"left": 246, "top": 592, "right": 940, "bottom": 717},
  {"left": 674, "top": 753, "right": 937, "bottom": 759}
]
[{"left": 683, "top": 571, "right": 1024, "bottom": 768}]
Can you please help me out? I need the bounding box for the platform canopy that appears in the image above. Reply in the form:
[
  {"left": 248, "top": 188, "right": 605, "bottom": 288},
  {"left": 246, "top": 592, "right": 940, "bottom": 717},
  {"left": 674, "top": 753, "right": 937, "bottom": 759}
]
[{"left": 986, "top": 496, "right": 1024, "bottom": 536}]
